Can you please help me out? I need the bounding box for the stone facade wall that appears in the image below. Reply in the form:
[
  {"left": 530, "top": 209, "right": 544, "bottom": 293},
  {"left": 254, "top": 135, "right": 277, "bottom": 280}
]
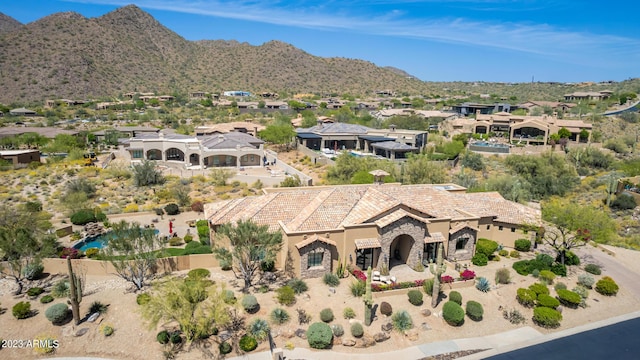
[
  {"left": 380, "top": 217, "right": 426, "bottom": 269},
  {"left": 447, "top": 228, "right": 477, "bottom": 261},
  {"left": 299, "top": 242, "right": 333, "bottom": 279}
]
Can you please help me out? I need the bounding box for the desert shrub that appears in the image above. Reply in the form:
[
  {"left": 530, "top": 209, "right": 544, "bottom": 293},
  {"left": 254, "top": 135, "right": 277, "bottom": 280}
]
[
  {"left": 380, "top": 302, "right": 393, "bottom": 316},
  {"left": 554, "top": 282, "right": 567, "bottom": 291},
  {"left": 350, "top": 280, "right": 366, "bottom": 297},
  {"left": 611, "top": 194, "right": 637, "bottom": 210},
  {"left": 219, "top": 341, "right": 232, "bottom": 355},
  {"left": 22, "top": 262, "right": 44, "bottom": 280},
  {"left": 495, "top": 268, "right": 511, "bottom": 284},
  {"left": 170, "top": 331, "right": 182, "bottom": 344},
  {"left": 516, "top": 288, "right": 537, "bottom": 307},
  {"left": 531, "top": 269, "right": 540, "bottom": 278},
  {"left": 187, "top": 268, "right": 210, "bottom": 280},
  {"left": 51, "top": 280, "right": 70, "bottom": 298},
  {"left": 539, "top": 270, "right": 556, "bottom": 284},
  {"left": 136, "top": 293, "right": 151, "bottom": 305},
  {"left": 465, "top": 301, "right": 484, "bottom": 321},
  {"left": 85, "top": 247, "right": 100, "bottom": 258},
  {"left": 183, "top": 234, "right": 193, "bottom": 243},
  {"left": 572, "top": 285, "right": 589, "bottom": 299},
  {"left": 584, "top": 263, "right": 602, "bottom": 275},
  {"left": 512, "top": 260, "right": 531, "bottom": 275},
  {"left": 503, "top": 308, "right": 526, "bottom": 324},
  {"left": 40, "top": 295, "right": 54, "bottom": 304},
  {"left": 270, "top": 308, "right": 290, "bottom": 324},
  {"left": 449, "top": 291, "right": 462, "bottom": 305},
  {"left": 490, "top": 254, "right": 501, "bottom": 262},
  {"left": 392, "top": 310, "right": 414, "bottom": 331},
  {"left": 550, "top": 263, "right": 567, "bottom": 277},
  {"left": 297, "top": 308, "right": 312, "bottom": 325},
  {"left": 536, "top": 294, "right": 560, "bottom": 309},
  {"left": 595, "top": 276, "right": 619, "bottom": 296},
  {"left": 577, "top": 273, "right": 595, "bottom": 288},
  {"left": 558, "top": 251, "right": 580, "bottom": 266},
  {"left": 45, "top": 303, "right": 69, "bottom": 324},
  {"left": 408, "top": 289, "right": 423, "bottom": 306},
  {"left": 27, "top": 287, "right": 44, "bottom": 297},
  {"left": 89, "top": 301, "right": 108, "bottom": 314},
  {"left": 12, "top": 301, "right": 32, "bottom": 319},
  {"left": 223, "top": 290, "right": 237, "bottom": 304},
  {"left": 498, "top": 249, "right": 509, "bottom": 257},
  {"left": 471, "top": 253, "right": 488, "bottom": 266},
  {"left": 306, "top": 322, "right": 333, "bottom": 349},
  {"left": 343, "top": 307, "right": 356, "bottom": 319},
  {"left": 423, "top": 278, "right": 434, "bottom": 295},
  {"left": 168, "top": 237, "right": 182, "bottom": 246},
  {"left": 510, "top": 250, "right": 520, "bottom": 258},
  {"left": 351, "top": 322, "right": 364, "bottom": 337},
  {"left": 239, "top": 335, "right": 258, "bottom": 352},
  {"left": 276, "top": 286, "right": 296, "bottom": 306},
  {"left": 476, "top": 277, "right": 490, "bottom": 292},
  {"left": 102, "top": 324, "right": 114, "bottom": 336},
  {"left": 442, "top": 301, "right": 465, "bottom": 326},
  {"left": 529, "top": 282, "right": 549, "bottom": 296},
  {"left": 157, "top": 330, "right": 170, "bottom": 344},
  {"left": 247, "top": 318, "right": 270, "bottom": 341},
  {"left": 287, "top": 278, "right": 308, "bottom": 294},
  {"left": 533, "top": 307, "right": 562, "bottom": 328},
  {"left": 242, "top": 295, "right": 259, "bottom": 313},
  {"left": 323, "top": 273, "right": 340, "bottom": 287},
  {"left": 331, "top": 324, "right": 344, "bottom": 337},
  {"left": 164, "top": 203, "right": 180, "bottom": 215},
  {"left": 514, "top": 239, "right": 531, "bottom": 252},
  {"left": 320, "top": 308, "right": 334, "bottom": 323},
  {"left": 70, "top": 209, "right": 106, "bottom": 225},
  {"left": 536, "top": 253, "right": 554, "bottom": 267},
  {"left": 476, "top": 238, "right": 499, "bottom": 257},
  {"left": 556, "top": 289, "right": 582, "bottom": 308}
]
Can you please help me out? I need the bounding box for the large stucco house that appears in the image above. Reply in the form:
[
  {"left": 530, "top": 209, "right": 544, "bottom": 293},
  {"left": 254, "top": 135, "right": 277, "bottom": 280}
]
[{"left": 204, "top": 184, "right": 540, "bottom": 279}]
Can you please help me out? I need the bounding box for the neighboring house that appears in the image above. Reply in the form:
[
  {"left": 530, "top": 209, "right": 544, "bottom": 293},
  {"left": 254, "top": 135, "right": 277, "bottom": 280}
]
[
  {"left": 223, "top": 91, "right": 251, "bottom": 97},
  {"left": 9, "top": 108, "right": 38, "bottom": 117},
  {"left": 195, "top": 122, "right": 265, "bottom": 137},
  {"left": 0, "top": 127, "right": 79, "bottom": 140},
  {"left": 371, "top": 109, "right": 457, "bottom": 121},
  {"left": 45, "top": 99, "right": 88, "bottom": 108},
  {"left": 518, "top": 101, "right": 576, "bottom": 114},
  {"left": 564, "top": 91, "right": 613, "bottom": 102},
  {"left": 0, "top": 149, "right": 40, "bottom": 166},
  {"left": 204, "top": 183, "right": 540, "bottom": 279},
  {"left": 452, "top": 103, "right": 514, "bottom": 116}
]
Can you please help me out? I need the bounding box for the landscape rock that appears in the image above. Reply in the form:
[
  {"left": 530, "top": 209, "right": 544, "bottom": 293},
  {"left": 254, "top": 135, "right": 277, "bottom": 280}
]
[
  {"left": 421, "top": 309, "right": 432, "bottom": 317},
  {"left": 75, "top": 328, "right": 89, "bottom": 337},
  {"left": 342, "top": 338, "right": 356, "bottom": 347},
  {"left": 218, "top": 330, "right": 232, "bottom": 341},
  {"left": 381, "top": 321, "right": 393, "bottom": 332},
  {"left": 281, "top": 329, "right": 295, "bottom": 339},
  {"left": 332, "top": 336, "right": 342, "bottom": 345},
  {"left": 405, "top": 329, "right": 419, "bottom": 341},
  {"left": 373, "top": 332, "right": 390, "bottom": 342},
  {"left": 87, "top": 312, "right": 100, "bottom": 322},
  {"left": 420, "top": 322, "right": 431, "bottom": 331},
  {"left": 302, "top": 293, "right": 311, "bottom": 301},
  {"left": 355, "top": 334, "right": 376, "bottom": 348},
  {"left": 329, "top": 287, "right": 336, "bottom": 294},
  {"left": 295, "top": 328, "right": 307, "bottom": 339}
]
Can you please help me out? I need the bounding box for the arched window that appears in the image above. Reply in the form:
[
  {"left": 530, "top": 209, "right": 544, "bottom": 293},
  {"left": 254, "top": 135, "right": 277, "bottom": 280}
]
[{"left": 307, "top": 248, "right": 324, "bottom": 268}]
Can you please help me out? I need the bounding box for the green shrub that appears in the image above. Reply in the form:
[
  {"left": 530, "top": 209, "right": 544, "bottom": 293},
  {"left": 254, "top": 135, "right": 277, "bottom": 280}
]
[
  {"left": 247, "top": 318, "right": 270, "bottom": 341},
  {"left": 510, "top": 250, "right": 520, "bottom": 258},
  {"left": 536, "top": 294, "right": 560, "bottom": 309},
  {"left": 495, "top": 268, "right": 511, "bottom": 284},
  {"left": 442, "top": 301, "right": 465, "bottom": 326},
  {"left": 536, "top": 253, "right": 554, "bottom": 267},
  {"left": 239, "top": 334, "right": 258, "bottom": 352},
  {"left": 476, "top": 277, "right": 490, "bottom": 292},
  {"left": 539, "top": 270, "right": 556, "bottom": 284},
  {"left": 287, "top": 278, "right": 308, "bottom": 294},
  {"left": 136, "top": 293, "right": 151, "bottom": 305},
  {"left": 40, "top": 295, "right": 54, "bottom": 304},
  {"left": 183, "top": 234, "right": 193, "bottom": 243},
  {"left": 169, "top": 237, "right": 183, "bottom": 246},
  {"left": 70, "top": 209, "right": 106, "bottom": 225},
  {"left": 12, "top": 301, "right": 32, "bottom": 319},
  {"left": 578, "top": 273, "right": 595, "bottom": 288},
  {"left": 306, "top": 322, "right": 333, "bottom": 349},
  {"left": 187, "top": 268, "right": 210, "bottom": 280},
  {"left": 276, "top": 286, "right": 296, "bottom": 306},
  {"left": 512, "top": 260, "right": 531, "bottom": 275},
  {"left": 89, "top": 301, "right": 108, "bottom": 314},
  {"left": 27, "top": 287, "right": 44, "bottom": 297},
  {"left": 380, "top": 302, "right": 392, "bottom": 316},
  {"left": 102, "top": 325, "right": 114, "bottom": 336},
  {"left": 331, "top": 324, "right": 344, "bottom": 337},
  {"left": 85, "top": 247, "right": 100, "bottom": 258},
  {"left": 242, "top": 295, "right": 259, "bottom": 313},
  {"left": 270, "top": 308, "right": 290, "bottom": 324},
  {"left": 219, "top": 341, "right": 232, "bottom": 355},
  {"left": 584, "top": 263, "right": 602, "bottom": 275},
  {"left": 531, "top": 269, "right": 540, "bottom": 278},
  {"left": 490, "top": 254, "right": 501, "bottom": 262},
  {"left": 529, "top": 283, "right": 549, "bottom": 296},
  {"left": 223, "top": 290, "right": 237, "bottom": 304},
  {"left": 343, "top": 307, "right": 356, "bottom": 319},
  {"left": 595, "top": 276, "right": 619, "bottom": 296},
  {"left": 514, "top": 239, "right": 531, "bottom": 252},
  {"left": 157, "top": 330, "right": 170, "bottom": 344},
  {"left": 350, "top": 280, "right": 366, "bottom": 297},
  {"left": 408, "top": 289, "right": 423, "bottom": 306},
  {"left": 449, "top": 291, "right": 462, "bottom": 305},
  {"left": 554, "top": 282, "right": 567, "bottom": 291},
  {"left": 556, "top": 289, "right": 582, "bottom": 308},
  {"left": 550, "top": 263, "right": 567, "bottom": 277},
  {"left": 320, "top": 308, "right": 334, "bottom": 323},
  {"left": 45, "top": 303, "right": 69, "bottom": 324},
  {"left": 476, "top": 238, "right": 499, "bottom": 257},
  {"left": 164, "top": 203, "right": 180, "bottom": 216},
  {"left": 323, "top": 273, "right": 340, "bottom": 287},
  {"left": 170, "top": 331, "right": 182, "bottom": 344},
  {"left": 22, "top": 262, "right": 44, "bottom": 280},
  {"left": 465, "top": 301, "right": 484, "bottom": 321},
  {"left": 471, "top": 253, "right": 488, "bottom": 266},
  {"left": 533, "top": 307, "right": 562, "bottom": 328},
  {"left": 392, "top": 310, "right": 414, "bottom": 331},
  {"left": 516, "top": 288, "right": 537, "bottom": 307},
  {"left": 351, "top": 322, "right": 364, "bottom": 337},
  {"left": 423, "top": 278, "right": 434, "bottom": 295},
  {"left": 572, "top": 285, "right": 589, "bottom": 299},
  {"left": 498, "top": 249, "right": 509, "bottom": 257},
  {"left": 558, "top": 251, "right": 580, "bottom": 266}
]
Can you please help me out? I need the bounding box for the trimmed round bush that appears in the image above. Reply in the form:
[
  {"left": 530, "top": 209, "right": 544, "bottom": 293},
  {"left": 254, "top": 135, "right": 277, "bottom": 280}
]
[
  {"left": 554, "top": 282, "right": 567, "bottom": 291},
  {"left": 449, "top": 291, "right": 462, "bottom": 305},
  {"left": 307, "top": 322, "right": 333, "bottom": 349},
  {"left": 343, "top": 307, "right": 356, "bottom": 319},
  {"left": 529, "top": 283, "right": 549, "bottom": 296},
  {"left": 223, "top": 290, "right": 237, "bottom": 304},
  {"left": 584, "top": 263, "right": 602, "bottom": 275},
  {"left": 380, "top": 301, "right": 393, "bottom": 316},
  {"left": 22, "top": 262, "right": 44, "bottom": 280},
  {"left": 510, "top": 250, "right": 520, "bottom": 258},
  {"left": 323, "top": 273, "right": 340, "bottom": 287},
  {"left": 136, "top": 293, "right": 151, "bottom": 305},
  {"left": 533, "top": 307, "right": 562, "bottom": 328},
  {"left": 45, "top": 303, "right": 70, "bottom": 324},
  {"left": 157, "top": 330, "right": 170, "bottom": 344},
  {"left": 578, "top": 273, "right": 595, "bottom": 289},
  {"left": 276, "top": 286, "right": 296, "bottom": 306},
  {"left": 465, "top": 300, "right": 484, "bottom": 321},
  {"left": 270, "top": 308, "right": 290, "bottom": 324},
  {"left": 471, "top": 253, "right": 488, "bottom": 266},
  {"left": 242, "top": 294, "right": 259, "bottom": 313},
  {"left": 595, "top": 276, "right": 619, "bottom": 296},
  {"left": 392, "top": 310, "right": 413, "bottom": 331},
  {"left": 287, "top": 278, "right": 308, "bottom": 294},
  {"left": 557, "top": 289, "right": 582, "bottom": 308},
  {"left": 538, "top": 270, "right": 556, "bottom": 284},
  {"left": 27, "top": 287, "right": 44, "bottom": 297},
  {"left": 351, "top": 322, "right": 364, "bottom": 338},
  {"left": 516, "top": 288, "right": 537, "bottom": 307},
  {"left": 239, "top": 335, "right": 258, "bottom": 352},
  {"left": 219, "top": 341, "right": 232, "bottom": 355},
  {"left": 332, "top": 324, "right": 344, "bottom": 337},
  {"left": 183, "top": 234, "right": 193, "bottom": 243},
  {"left": 187, "top": 268, "right": 211, "bottom": 280},
  {"left": 70, "top": 209, "right": 106, "bottom": 225},
  {"left": 537, "top": 294, "right": 560, "bottom": 309},
  {"left": 476, "top": 238, "right": 499, "bottom": 257},
  {"left": 498, "top": 249, "right": 509, "bottom": 257},
  {"left": 514, "top": 239, "right": 531, "bottom": 252},
  {"left": 12, "top": 301, "right": 32, "bottom": 319},
  {"left": 164, "top": 203, "right": 180, "bottom": 216},
  {"left": 40, "top": 295, "right": 54, "bottom": 304},
  {"left": 443, "top": 301, "right": 465, "bottom": 326},
  {"left": 102, "top": 325, "right": 114, "bottom": 336},
  {"left": 320, "top": 308, "right": 334, "bottom": 323},
  {"left": 408, "top": 289, "right": 423, "bottom": 306}
]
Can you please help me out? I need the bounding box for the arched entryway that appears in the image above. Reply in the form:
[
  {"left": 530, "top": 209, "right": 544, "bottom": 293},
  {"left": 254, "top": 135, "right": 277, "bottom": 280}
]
[
  {"left": 165, "top": 148, "right": 185, "bottom": 161},
  {"left": 188, "top": 153, "right": 200, "bottom": 166},
  {"left": 146, "top": 149, "right": 162, "bottom": 160},
  {"left": 389, "top": 234, "right": 415, "bottom": 268}
]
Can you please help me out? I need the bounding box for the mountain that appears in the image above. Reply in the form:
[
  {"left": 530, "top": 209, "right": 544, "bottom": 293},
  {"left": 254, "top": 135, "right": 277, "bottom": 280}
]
[
  {"left": 0, "top": 13, "right": 23, "bottom": 34},
  {"left": 0, "top": 5, "right": 428, "bottom": 104}
]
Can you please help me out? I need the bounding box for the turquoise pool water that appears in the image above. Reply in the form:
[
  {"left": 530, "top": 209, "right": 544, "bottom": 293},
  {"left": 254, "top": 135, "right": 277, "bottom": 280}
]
[{"left": 73, "top": 229, "right": 159, "bottom": 252}]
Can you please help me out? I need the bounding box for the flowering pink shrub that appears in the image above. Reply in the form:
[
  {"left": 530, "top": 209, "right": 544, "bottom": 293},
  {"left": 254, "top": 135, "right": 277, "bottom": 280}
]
[
  {"left": 460, "top": 269, "right": 476, "bottom": 281},
  {"left": 60, "top": 247, "right": 80, "bottom": 259},
  {"left": 371, "top": 279, "right": 427, "bottom": 292},
  {"left": 352, "top": 269, "right": 367, "bottom": 281},
  {"left": 441, "top": 275, "right": 454, "bottom": 284}
]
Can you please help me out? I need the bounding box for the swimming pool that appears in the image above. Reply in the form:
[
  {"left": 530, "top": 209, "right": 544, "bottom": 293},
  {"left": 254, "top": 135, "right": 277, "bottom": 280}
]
[
  {"left": 469, "top": 141, "right": 510, "bottom": 154},
  {"left": 73, "top": 229, "right": 159, "bottom": 252}
]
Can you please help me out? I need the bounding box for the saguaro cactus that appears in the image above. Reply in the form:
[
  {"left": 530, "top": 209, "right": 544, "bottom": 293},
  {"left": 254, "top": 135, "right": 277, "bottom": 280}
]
[
  {"left": 430, "top": 243, "right": 446, "bottom": 308},
  {"left": 363, "top": 266, "right": 373, "bottom": 326},
  {"left": 605, "top": 175, "right": 618, "bottom": 207},
  {"left": 67, "top": 257, "right": 84, "bottom": 325}
]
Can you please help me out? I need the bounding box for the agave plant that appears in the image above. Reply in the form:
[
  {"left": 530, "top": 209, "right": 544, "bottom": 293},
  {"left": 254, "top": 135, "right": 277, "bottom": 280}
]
[
  {"left": 476, "top": 277, "right": 491, "bottom": 292},
  {"left": 247, "top": 318, "right": 270, "bottom": 341}
]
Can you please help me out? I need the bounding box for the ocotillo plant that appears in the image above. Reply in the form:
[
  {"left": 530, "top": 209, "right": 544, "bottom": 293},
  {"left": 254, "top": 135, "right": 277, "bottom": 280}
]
[
  {"left": 430, "top": 243, "right": 446, "bottom": 308},
  {"left": 363, "top": 266, "right": 373, "bottom": 326},
  {"left": 67, "top": 256, "right": 84, "bottom": 325}
]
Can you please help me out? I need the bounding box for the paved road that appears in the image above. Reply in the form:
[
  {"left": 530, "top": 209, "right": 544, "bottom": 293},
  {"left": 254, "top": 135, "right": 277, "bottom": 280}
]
[{"left": 574, "top": 246, "right": 640, "bottom": 298}]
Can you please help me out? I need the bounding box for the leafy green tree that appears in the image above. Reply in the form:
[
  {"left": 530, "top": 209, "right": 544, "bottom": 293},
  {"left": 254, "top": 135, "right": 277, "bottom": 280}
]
[
  {"left": 280, "top": 175, "right": 302, "bottom": 187},
  {"left": 504, "top": 153, "right": 579, "bottom": 200},
  {"left": 213, "top": 220, "right": 283, "bottom": 291},
  {"left": 483, "top": 175, "right": 531, "bottom": 203},
  {"left": 557, "top": 127, "right": 571, "bottom": 139},
  {"left": 460, "top": 150, "right": 485, "bottom": 171},
  {"left": 258, "top": 124, "right": 296, "bottom": 150},
  {"left": 325, "top": 153, "right": 397, "bottom": 185},
  {"left": 288, "top": 100, "right": 307, "bottom": 112},
  {"left": 42, "top": 134, "right": 84, "bottom": 153},
  {"left": 132, "top": 160, "right": 165, "bottom": 187},
  {"left": 210, "top": 168, "right": 234, "bottom": 186},
  {"left": 542, "top": 199, "right": 617, "bottom": 265},
  {"left": 402, "top": 154, "right": 448, "bottom": 184},
  {"left": 300, "top": 110, "right": 317, "bottom": 128}
]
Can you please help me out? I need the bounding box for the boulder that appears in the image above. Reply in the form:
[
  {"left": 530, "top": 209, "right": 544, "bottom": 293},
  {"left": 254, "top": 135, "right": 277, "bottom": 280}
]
[
  {"left": 342, "top": 338, "right": 356, "bottom": 347},
  {"left": 420, "top": 322, "right": 431, "bottom": 331},
  {"left": 74, "top": 328, "right": 89, "bottom": 337},
  {"left": 281, "top": 329, "right": 295, "bottom": 339},
  {"left": 329, "top": 287, "right": 336, "bottom": 294},
  {"left": 381, "top": 321, "right": 393, "bottom": 332},
  {"left": 355, "top": 334, "right": 376, "bottom": 348},
  {"left": 373, "top": 332, "right": 390, "bottom": 342},
  {"left": 295, "top": 328, "right": 307, "bottom": 339},
  {"left": 87, "top": 312, "right": 100, "bottom": 323},
  {"left": 421, "top": 309, "right": 432, "bottom": 317},
  {"left": 332, "top": 336, "right": 342, "bottom": 345}
]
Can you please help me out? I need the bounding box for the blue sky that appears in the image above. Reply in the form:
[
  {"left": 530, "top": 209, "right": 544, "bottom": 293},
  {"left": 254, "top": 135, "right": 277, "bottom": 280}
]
[{"left": 2, "top": 0, "right": 640, "bottom": 83}]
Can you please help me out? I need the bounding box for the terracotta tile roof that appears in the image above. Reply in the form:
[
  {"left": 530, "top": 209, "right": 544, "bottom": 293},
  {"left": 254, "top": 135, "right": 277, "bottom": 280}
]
[
  {"left": 374, "top": 208, "right": 426, "bottom": 228},
  {"left": 449, "top": 222, "right": 477, "bottom": 234},
  {"left": 424, "top": 232, "right": 445, "bottom": 243},
  {"left": 355, "top": 238, "right": 382, "bottom": 249},
  {"left": 294, "top": 234, "right": 336, "bottom": 249}
]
